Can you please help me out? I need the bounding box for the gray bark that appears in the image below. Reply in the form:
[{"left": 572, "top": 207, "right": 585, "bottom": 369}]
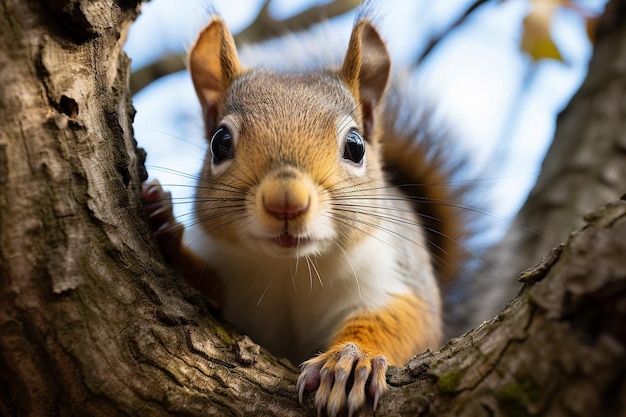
[{"left": 474, "top": 0, "right": 626, "bottom": 322}]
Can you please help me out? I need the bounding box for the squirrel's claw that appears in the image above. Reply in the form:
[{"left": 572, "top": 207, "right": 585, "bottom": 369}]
[
  {"left": 142, "top": 180, "right": 173, "bottom": 223},
  {"left": 297, "top": 358, "right": 323, "bottom": 403},
  {"left": 347, "top": 356, "right": 371, "bottom": 416},
  {"left": 141, "top": 180, "right": 184, "bottom": 260},
  {"left": 369, "top": 355, "right": 387, "bottom": 410},
  {"left": 297, "top": 342, "right": 388, "bottom": 417}
]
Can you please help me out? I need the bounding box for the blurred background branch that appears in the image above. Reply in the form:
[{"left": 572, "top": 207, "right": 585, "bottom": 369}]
[
  {"left": 130, "top": 0, "right": 360, "bottom": 94},
  {"left": 412, "top": 0, "right": 490, "bottom": 68}
]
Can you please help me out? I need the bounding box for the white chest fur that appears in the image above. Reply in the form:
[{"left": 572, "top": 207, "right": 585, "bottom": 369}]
[{"left": 184, "top": 222, "right": 430, "bottom": 364}]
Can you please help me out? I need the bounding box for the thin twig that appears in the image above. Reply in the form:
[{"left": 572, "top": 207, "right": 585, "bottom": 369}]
[
  {"left": 130, "top": 0, "right": 359, "bottom": 95},
  {"left": 413, "top": 0, "right": 491, "bottom": 68}
]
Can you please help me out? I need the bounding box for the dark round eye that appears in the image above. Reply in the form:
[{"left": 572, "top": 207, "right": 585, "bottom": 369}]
[
  {"left": 343, "top": 129, "right": 365, "bottom": 164},
  {"left": 210, "top": 127, "right": 234, "bottom": 164}
]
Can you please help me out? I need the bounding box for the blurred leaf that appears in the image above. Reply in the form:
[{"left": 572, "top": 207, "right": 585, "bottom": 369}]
[
  {"left": 585, "top": 17, "right": 599, "bottom": 44},
  {"left": 520, "top": 0, "right": 565, "bottom": 62}
]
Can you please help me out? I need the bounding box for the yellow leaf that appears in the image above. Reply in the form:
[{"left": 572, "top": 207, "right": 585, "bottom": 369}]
[
  {"left": 586, "top": 17, "right": 599, "bottom": 44},
  {"left": 520, "top": 0, "right": 566, "bottom": 62}
]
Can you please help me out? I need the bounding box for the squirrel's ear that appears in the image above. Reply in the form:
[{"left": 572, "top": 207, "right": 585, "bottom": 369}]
[
  {"left": 341, "top": 19, "right": 390, "bottom": 139},
  {"left": 188, "top": 17, "right": 242, "bottom": 131}
]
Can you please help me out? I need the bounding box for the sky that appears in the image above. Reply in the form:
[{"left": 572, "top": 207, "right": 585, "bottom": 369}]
[{"left": 125, "top": 0, "right": 606, "bottom": 243}]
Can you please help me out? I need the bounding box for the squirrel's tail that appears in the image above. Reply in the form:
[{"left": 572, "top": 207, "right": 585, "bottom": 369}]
[
  {"left": 381, "top": 83, "right": 472, "bottom": 285},
  {"left": 381, "top": 79, "right": 480, "bottom": 336},
  {"left": 380, "top": 80, "right": 480, "bottom": 335}
]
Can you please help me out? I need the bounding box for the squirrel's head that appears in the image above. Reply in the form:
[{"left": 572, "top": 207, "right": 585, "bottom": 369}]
[{"left": 188, "top": 16, "right": 391, "bottom": 258}]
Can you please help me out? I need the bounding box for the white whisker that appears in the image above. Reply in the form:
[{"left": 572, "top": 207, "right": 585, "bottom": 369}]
[
  {"left": 289, "top": 259, "right": 297, "bottom": 293},
  {"left": 257, "top": 269, "right": 278, "bottom": 307},
  {"left": 336, "top": 243, "right": 361, "bottom": 300},
  {"left": 304, "top": 255, "right": 313, "bottom": 291},
  {"left": 308, "top": 255, "right": 323, "bottom": 288}
]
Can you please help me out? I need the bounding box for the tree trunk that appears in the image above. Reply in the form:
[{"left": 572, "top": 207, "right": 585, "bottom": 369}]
[
  {"left": 473, "top": 0, "right": 626, "bottom": 322},
  {"left": 0, "top": 1, "right": 624, "bottom": 417},
  {"left": 0, "top": 1, "right": 301, "bottom": 415}
]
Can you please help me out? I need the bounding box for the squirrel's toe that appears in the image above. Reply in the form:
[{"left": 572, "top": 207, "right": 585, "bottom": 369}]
[
  {"left": 298, "top": 342, "right": 388, "bottom": 417},
  {"left": 141, "top": 180, "right": 184, "bottom": 260}
]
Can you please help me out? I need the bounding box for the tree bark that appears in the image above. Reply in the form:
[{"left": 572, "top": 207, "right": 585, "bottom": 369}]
[
  {"left": 381, "top": 198, "right": 626, "bottom": 417},
  {"left": 474, "top": 0, "right": 626, "bottom": 322},
  {"left": 0, "top": 1, "right": 624, "bottom": 417},
  {"left": 0, "top": 2, "right": 301, "bottom": 416}
]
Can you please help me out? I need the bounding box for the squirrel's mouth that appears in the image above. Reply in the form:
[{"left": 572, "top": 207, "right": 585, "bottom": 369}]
[{"left": 270, "top": 232, "right": 309, "bottom": 249}]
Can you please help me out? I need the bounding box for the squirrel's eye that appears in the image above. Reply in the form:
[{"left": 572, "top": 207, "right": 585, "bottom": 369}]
[
  {"left": 343, "top": 129, "right": 365, "bottom": 164},
  {"left": 210, "top": 127, "right": 234, "bottom": 164}
]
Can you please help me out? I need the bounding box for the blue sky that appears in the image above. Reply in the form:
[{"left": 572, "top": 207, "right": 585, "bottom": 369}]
[{"left": 126, "top": 0, "right": 606, "bottom": 242}]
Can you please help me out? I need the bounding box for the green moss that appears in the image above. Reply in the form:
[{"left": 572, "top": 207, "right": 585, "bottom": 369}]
[
  {"left": 497, "top": 377, "right": 542, "bottom": 417},
  {"left": 437, "top": 371, "right": 462, "bottom": 393},
  {"left": 208, "top": 320, "right": 233, "bottom": 345}
]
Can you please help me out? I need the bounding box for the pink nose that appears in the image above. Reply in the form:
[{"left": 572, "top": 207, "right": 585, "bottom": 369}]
[{"left": 263, "top": 196, "right": 310, "bottom": 220}]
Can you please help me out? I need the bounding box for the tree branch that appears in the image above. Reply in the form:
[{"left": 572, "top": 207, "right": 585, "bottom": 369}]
[
  {"left": 130, "top": 0, "right": 359, "bottom": 94},
  {"left": 413, "top": 0, "right": 491, "bottom": 67},
  {"left": 379, "top": 198, "right": 626, "bottom": 416}
]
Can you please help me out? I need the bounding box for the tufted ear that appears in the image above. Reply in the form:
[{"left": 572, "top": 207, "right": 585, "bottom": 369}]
[
  {"left": 188, "top": 16, "right": 242, "bottom": 135},
  {"left": 341, "top": 19, "right": 391, "bottom": 141}
]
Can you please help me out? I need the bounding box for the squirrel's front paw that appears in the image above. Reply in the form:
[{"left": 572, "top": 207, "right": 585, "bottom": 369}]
[
  {"left": 296, "top": 342, "right": 388, "bottom": 417},
  {"left": 141, "top": 180, "right": 184, "bottom": 261}
]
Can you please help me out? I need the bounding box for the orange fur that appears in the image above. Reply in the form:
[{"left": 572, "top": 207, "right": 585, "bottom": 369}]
[{"left": 328, "top": 292, "right": 441, "bottom": 365}]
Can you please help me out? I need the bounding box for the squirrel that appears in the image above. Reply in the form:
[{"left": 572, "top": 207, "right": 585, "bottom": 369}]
[{"left": 142, "top": 13, "right": 469, "bottom": 417}]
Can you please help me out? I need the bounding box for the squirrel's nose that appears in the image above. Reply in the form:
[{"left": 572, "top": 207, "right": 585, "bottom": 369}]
[
  {"left": 257, "top": 167, "right": 314, "bottom": 221},
  {"left": 262, "top": 193, "right": 310, "bottom": 220}
]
